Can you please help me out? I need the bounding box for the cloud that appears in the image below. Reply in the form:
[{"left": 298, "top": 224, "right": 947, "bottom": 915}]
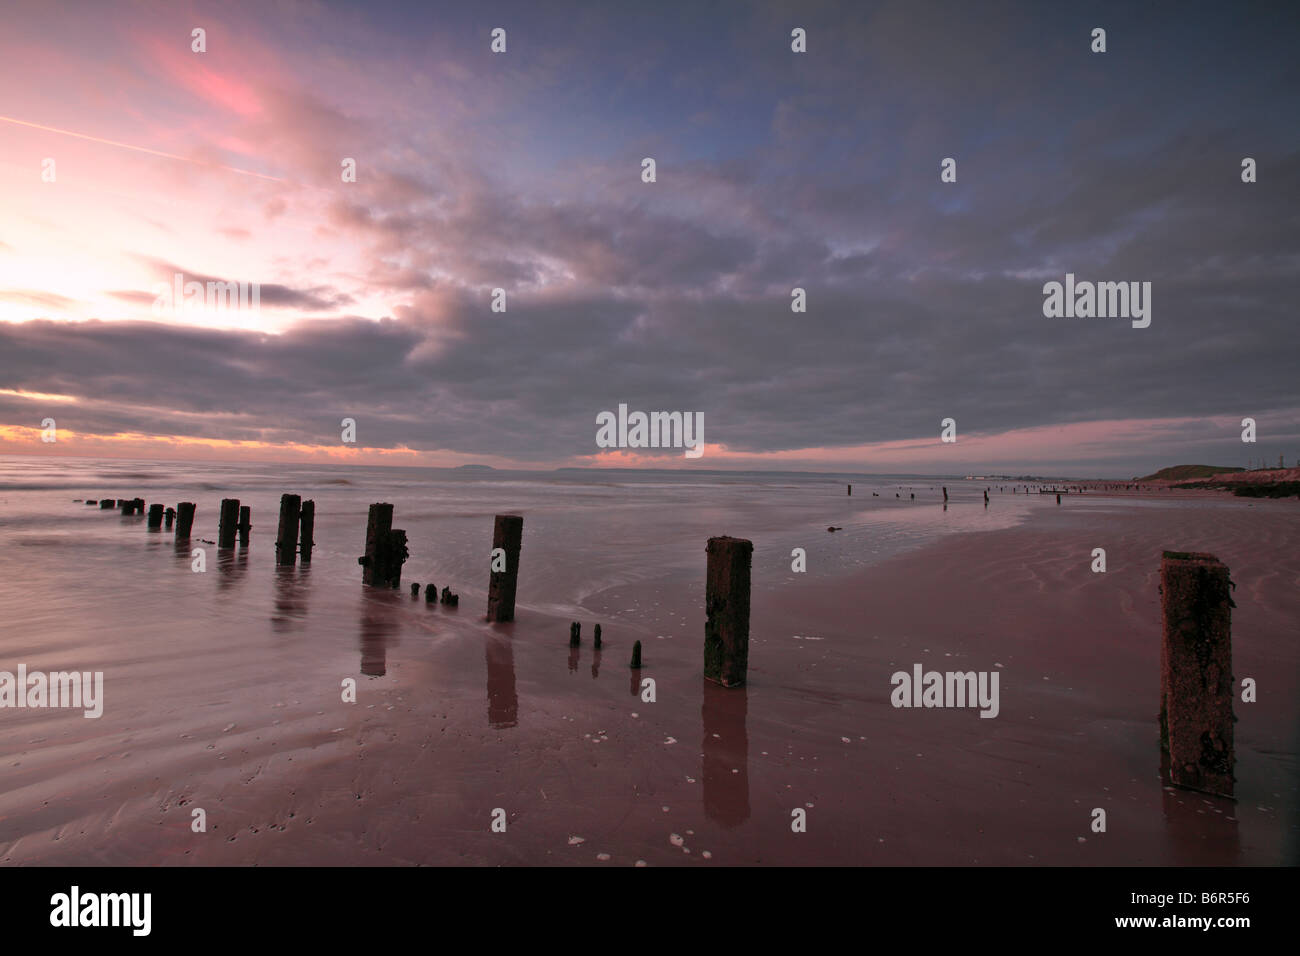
[
  {"left": 1, "top": 0, "right": 1297, "bottom": 473},
  {"left": 0, "top": 290, "right": 78, "bottom": 311},
  {"left": 129, "top": 257, "right": 355, "bottom": 312}
]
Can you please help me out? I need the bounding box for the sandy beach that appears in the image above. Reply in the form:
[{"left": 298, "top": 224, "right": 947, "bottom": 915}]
[{"left": 1, "top": 463, "right": 1293, "bottom": 867}]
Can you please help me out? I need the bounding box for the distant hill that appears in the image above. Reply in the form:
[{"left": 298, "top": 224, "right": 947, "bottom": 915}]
[
  {"left": 1138, "top": 464, "right": 1244, "bottom": 481},
  {"left": 454, "top": 464, "right": 495, "bottom": 471}
]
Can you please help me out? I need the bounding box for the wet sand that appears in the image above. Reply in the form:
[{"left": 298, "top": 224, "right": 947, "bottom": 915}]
[{"left": 1, "top": 493, "right": 1295, "bottom": 866}]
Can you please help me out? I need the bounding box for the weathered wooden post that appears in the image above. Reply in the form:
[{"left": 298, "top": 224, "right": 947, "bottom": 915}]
[
  {"left": 943, "top": 486, "right": 948, "bottom": 502},
  {"left": 358, "top": 503, "right": 393, "bottom": 585},
  {"left": 357, "top": 503, "right": 408, "bottom": 588},
  {"left": 275, "top": 494, "right": 302, "bottom": 566},
  {"left": 486, "top": 514, "right": 523, "bottom": 622},
  {"left": 175, "top": 502, "right": 196, "bottom": 539},
  {"left": 630, "top": 640, "right": 642, "bottom": 669},
  {"left": 569, "top": 622, "right": 580, "bottom": 647},
  {"left": 1160, "top": 551, "right": 1235, "bottom": 797},
  {"left": 593, "top": 624, "right": 602, "bottom": 649},
  {"left": 704, "top": 536, "right": 753, "bottom": 688},
  {"left": 118, "top": 498, "right": 132, "bottom": 515},
  {"left": 379, "top": 529, "right": 408, "bottom": 588},
  {"left": 439, "top": 585, "right": 457, "bottom": 606},
  {"left": 132, "top": 497, "right": 145, "bottom": 515},
  {"left": 410, "top": 582, "right": 420, "bottom": 598},
  {"left": 237, "top": 506, "right": 252, "bottom": 547},
  {"left": 425, "top": 582, "right": 437, "bottom": 603},
  {"left": 99, "top": 499, "right": 115, "bottom": 510},
  {"left": 164, "top": 507, "right": 175, "bottom": 529},
  {"left": 298, "top": 500, "right": 314, "bottom": 563},
  {"left": 85, "top": 500, "right": 97, "bottom": 506},
  {"left": 218, "top": 498, "right": 240, "bottom": 549},
  {"left": 147, "top": 503, "right": 165, "bottom": 528},
  {"left": 847, "top": 484, "right": 852, "bottom": 496}
]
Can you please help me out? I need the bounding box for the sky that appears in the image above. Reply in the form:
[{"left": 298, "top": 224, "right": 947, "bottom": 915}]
[{"left": 0, "top": 0, "right": 1297, "bottom": 477}]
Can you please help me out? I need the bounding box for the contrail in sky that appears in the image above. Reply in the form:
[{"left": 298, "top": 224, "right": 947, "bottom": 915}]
[{"left": 0, "top": 114, "right": 292, "bottom": 185}]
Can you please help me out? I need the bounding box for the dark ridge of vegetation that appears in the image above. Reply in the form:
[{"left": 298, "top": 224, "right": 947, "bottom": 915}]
[
  {"left": 1233, "top": 482, "right": 1300, "bottom": 499},
  {"left": 1139, "top": 464, "right": 1244, "bottom": 481}
]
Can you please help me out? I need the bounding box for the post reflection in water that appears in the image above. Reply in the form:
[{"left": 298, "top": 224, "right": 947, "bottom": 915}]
[
  {"left": 271, "top": 564, "right": 311, "bottom": 632},
  {"left": 485, "top": 634, "right": 518, "bottom": 729},
  {"left": 590, "top": 647, "right": 601, "bottom": 679},
  {"left": 701, "top": 679, "right": 750, "bottom": 828},
  {"left": 216, "top": 547, "right": 248, "bottom": 592},
  {"left": 359, "top": 592, "right": 400, "bottom": 677},
  {"left": 1159, "top": 753, "right": 1240, "bottom": 864},
  {"left": 568, "top": 645, "right": 579, "bottom": 674}
]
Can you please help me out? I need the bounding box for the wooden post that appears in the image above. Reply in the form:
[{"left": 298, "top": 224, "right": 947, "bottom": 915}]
[
  {"left": 381, "top": 529, "right": 408, "bottom": 588},
  {"left": 1160, "top": 551, "right": 1235, "bottom": 797},
  {"left": 176, "top": 502, "right": 196, "bottom": 539},
  {"left": 569, "top": 622, "right": 580, "bottom": 647},
  {"left": 373, "top": 530, "right": 408, "bottom": 589},
  {"left": 630, "top": 640, "right": 642, "bottom": 669},
  {"left": 593, "top": 624, "right": 602, "bottom": 649},
  {"left": 147, "top": 503, "right": 165, "bottom": 528},
  {"left": 298, "top": 500, "right": 314, "bottom": 563},
  {"left": 425, "top": 582, "right": 437, "bottom": 603},
  {"left": 99, "top": 499, "right": 115, "bottom": 510},
  {"left": 164, "top": 507, "right": 175, "bottom": 529},
  {"left": 132, "top": 497, "right": 145, "bottom": 515},
  {"left": 704, "top": 536, "right": 752, "bottom": 688},
  {"left": 218, "top": 498, "right": 240, "bottom": 549},
  {"left": 847, "top": 484, "right": 852, "bottom": 496},
  {"left": 359, "top": 503, "right": 393, "bottom": 585},
  {"left": 486, "top": 514, "right": 523, "bottom": 622},
  {"left": 236, "top": 506, "right": 252, "bottom": 547},
  {"left": 275, "top": 493, "right": 301, "bottom": 566}
]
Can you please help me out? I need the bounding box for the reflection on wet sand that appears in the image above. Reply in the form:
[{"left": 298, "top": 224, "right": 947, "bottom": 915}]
[
  {"left": 1160, "top": 754, "right": 1240, "bottom": 863},
  {"left": 485, "top": 634, "right": 518, "bottom": 729},
  {"left": 702, "top": 679, "right": 749, "bottom": 828},
  {"left": 359, "top": 592, "right": 400, "bottom": 677},
  {"left": 271, "top": 564, "right": 312, "bottom": 632},
  {"left": 216, "top": 547, "right": 248, "bottom": 592}
]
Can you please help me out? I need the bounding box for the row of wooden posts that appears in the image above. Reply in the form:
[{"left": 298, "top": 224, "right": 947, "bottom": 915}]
[
  {"left": 96, "top": 494, "right": 317, "bottom": 561},
  {"left": 86, "top": 496, "right": 1234, "bottom": 797}
]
